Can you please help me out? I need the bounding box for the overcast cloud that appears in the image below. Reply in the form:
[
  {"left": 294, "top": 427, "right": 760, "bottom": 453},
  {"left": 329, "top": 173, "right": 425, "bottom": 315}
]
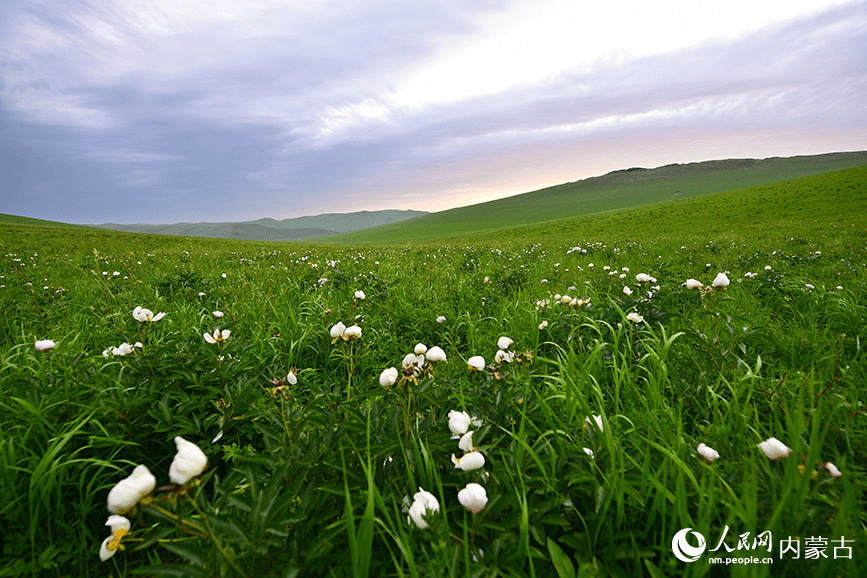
[{"left": 1, "top": 0, "right": 865, "bottom": 224}]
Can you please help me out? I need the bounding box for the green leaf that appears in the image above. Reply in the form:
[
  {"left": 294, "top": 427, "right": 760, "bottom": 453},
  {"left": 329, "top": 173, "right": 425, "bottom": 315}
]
[{"left": 547, "top": 537, "right": 575, "bottom": 578}]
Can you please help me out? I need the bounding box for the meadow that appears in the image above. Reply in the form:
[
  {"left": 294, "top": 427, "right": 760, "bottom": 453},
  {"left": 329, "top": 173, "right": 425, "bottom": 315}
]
[{"left": 1, "top": 166, "right": 865, "bottom": 577}]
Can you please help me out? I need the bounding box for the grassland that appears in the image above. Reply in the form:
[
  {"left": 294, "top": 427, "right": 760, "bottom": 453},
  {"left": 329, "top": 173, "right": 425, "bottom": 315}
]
[
  {"left": 0, "top": 166, "right": 865, "bottom": 577},
  {"left": 327, "top": 151, "right": 867, "bottom": 243}
]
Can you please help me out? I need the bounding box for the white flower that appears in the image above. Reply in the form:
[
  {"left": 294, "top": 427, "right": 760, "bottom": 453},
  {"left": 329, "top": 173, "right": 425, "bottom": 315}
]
[
  {"left": 622, "top": 286, "right": 633, "bottom": 296},
  {"left": 414, "top": 343, "right": 427, "bottom": 355},
  {"left": 329, "top": 322, "right": 346, "bottom": 341},
  {"left": 585, "top": 414, "right": 604, "bottom": 432},
  {"left": 539, "top": 320, "right": 548, "bottom": 329},
  {"left": 452, "top": 451, "right": 485, "bottom": 471},
  {"left": 436, "top": 315, "right": 446, "bottom": 323},
  {"left": 286, "top": 371, "right": 298, "bottom": 385},
  {"left": 458, "top": 431, "right": 475, "bottom": 452},
  {"left": 110, "top": 342, "right": 135, "bottom": 356},
  {"left": 467, "top": 356, "right": 485, "bottom": 371},
  {"left": 494, "top": 349, "right": 514, "bottom": 364},
  {"left": 635, "top": 273, "right": 655, "bottom": 283},
  {"left": 684, "top": 279, "right": 703, "bottom": 290},
  {"left": 458, "top": 483, "right": 488, "bottom": 513},
  {"left": 697, "top": 443, "right": 720, "bottom": 464},
  {"left": 34, "top": 339, "right": 56, "bottom": 351},
  {"left": 212, "top": 311, "right": 224, "bottom": 318},
  {"left": 824, "top": 462, "right": 842, "bottom": 478},
  {"left": 626, "top": 312, "right": 644, "bottom": 324},
  {"left": 204, "top": 329, "right": 231, "bottom": 344},
  {"left": 408, "top": 487, "right": 439, "bottom": 529},
  {"left": 448, "top": 410, "right": 472, "bottom": 437},
  {"left": 132, "top": 306, "right": 165, "bottom": 323},
  {"left": 764, "top": 265, "right": 772, "bottom": 271},
  {"left": 426, "top": 346, "right": 446, "bottom": 362},
  {"left": 354, "top": 290, "right": 366, "bottom": 300},
  {"left": 712, "top": 272, "right": 730, "bottom": 288},
  {"left": 169, "top": 436, "right": 208, "bottom": 485},
  {"left": 342, "top": 325, "right": 362, "bottom": 341},
  {"left": 379, "top": 367, "right": 399, "bottom": 387},
  {"left": 582, "top": 447, "right": 595, "bottom": 458},
  {"left": 497, "top": 336, "right": 513, "bottom": 350},
  {"left": 107, "top": 465, "right": 156, "bottom": 514},
  {"left": 757, "top": 437, "right": 792, "bottom": 461},
  {"left": 403, "top": 353, "right": 424, "bottom": 370},
  {"left": 99, "top": 515, "right": 131, "bottom": 561}
]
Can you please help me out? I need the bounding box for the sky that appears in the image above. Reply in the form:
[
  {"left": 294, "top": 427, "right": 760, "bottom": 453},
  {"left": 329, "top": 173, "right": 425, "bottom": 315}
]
[{"left": 1, "top": 0, "right": 865, "bottom": 225}]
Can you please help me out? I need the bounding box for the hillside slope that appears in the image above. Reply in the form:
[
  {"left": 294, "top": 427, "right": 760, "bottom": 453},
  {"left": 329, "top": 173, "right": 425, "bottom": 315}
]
[{"left": 325, "top": 151, "right": 867, "bottom": 243}]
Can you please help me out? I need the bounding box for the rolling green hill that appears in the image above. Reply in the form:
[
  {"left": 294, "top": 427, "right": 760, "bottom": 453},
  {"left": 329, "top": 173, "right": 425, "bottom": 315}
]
[
  {"left": 324, "top": 151, "right": 867, "bottom": 243},
  {"left": 0, "top": 213, "right": 96, "bottom": 229}
]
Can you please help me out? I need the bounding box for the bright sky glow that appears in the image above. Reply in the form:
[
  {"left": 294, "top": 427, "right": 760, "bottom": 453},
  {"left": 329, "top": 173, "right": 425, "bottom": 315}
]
[{"left": 1, "top": 0, "right": 864, "bottom": 224}]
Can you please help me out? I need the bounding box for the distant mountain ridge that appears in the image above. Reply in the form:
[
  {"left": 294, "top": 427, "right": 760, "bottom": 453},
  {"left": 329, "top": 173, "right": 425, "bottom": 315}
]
[{"left": 92, "top": 210, "right": 428, "bottom": 240}]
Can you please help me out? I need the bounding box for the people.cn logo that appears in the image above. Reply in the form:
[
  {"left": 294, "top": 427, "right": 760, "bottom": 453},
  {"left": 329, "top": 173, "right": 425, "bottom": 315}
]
[{"left": 672, "top": 528, "right": 707, "bottom": 562}]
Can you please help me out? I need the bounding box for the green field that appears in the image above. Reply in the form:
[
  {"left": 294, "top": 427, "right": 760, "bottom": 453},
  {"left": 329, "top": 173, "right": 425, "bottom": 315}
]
[
  {"left": 326, "top": 151, "right": 867, "bottom": 243},
  {"left": 1, "top": 166, "right": 865, "bottom": 577}
]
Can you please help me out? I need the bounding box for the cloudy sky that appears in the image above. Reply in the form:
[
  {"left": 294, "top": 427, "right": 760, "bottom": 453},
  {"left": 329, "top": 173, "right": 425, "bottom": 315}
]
[{"left": 1, "top": 0, "right": 865, "bottom": 224}]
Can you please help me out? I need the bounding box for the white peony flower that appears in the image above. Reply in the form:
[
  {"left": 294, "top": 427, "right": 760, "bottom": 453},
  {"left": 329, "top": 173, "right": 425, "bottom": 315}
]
[
  {"left": 452, "top": 451, "right": 485, "bottom": 471},
  {"left": 497, "top": 336, "right": 513, "bottom": 350},
  {"left": 98, "top": 515, "right": 131, "bottom": 561},
  {"left": 583, "top": 447, "right": 595, "bottom": 458},
  {"left": 623, "top": 286, "right": 633, "bottom": 296},
  {"left": 458, "top": 431, "right": 475, "bottom": 452},
  {"left": 379, "top": 367, "right": 399, "bottom": 387},
  {"left": 286, "top": 371, "right": 298, "bottom": 385},
  {"left": 436, "top": 315, "right": 446, "bottom": 323},
  {"left": 107, "top": 465, "right": 156, "bottom": 514},
  {"left": 408, "top": 487, "right": 439, "bottom": 529},
  {"left": 635, "top": 273, "right": 655, "bottom": 283},
  {"left": 494, "top": 349, "right": 514, "bottom": 364},
  {"left": 329, "top": 322, "right": 346, "bottom": 341},
  {"left": 354, "top": 290, "right": 366, "bottom": 300},
  {"left": 110, "top": 342, "right": 135, "bottom": 356},
  {"left": 458, "top": 483, "right": 488, "bottom": 513},
  {"left": 426, "top": 346, "right": 446, "bottom": 362},
  {"left": 467, "top": 356, "right": 485, "bottom": 371},
  {"left": 169, "top": 436, "right": 208, "bottom": 485},
  {"left": 684, "top": 279, "right": 703, "bottom": 290},
  {"left": 712, "top": 272, "right": 730, "bottom": 289},
  {"left": 212, "top": 311, "right": 224, "bottom": 318},
  {"left": 132, "top": 306, "right": 165, "bottom": 323},
  {"left": 824, "top": 462, "right": 842, "bottom": 478},
  {"left": 402, "top": 353, "right": 425, "bottom": 370},
  {"left": 342, "top": 325, "right": 362, "bottom": 341},
  {"left": 697, "top": 443, "right": 720, "bottom": 464},
  {"left": 204, "top": 329, "right": 230, "bottom": 344},
  {"left": 585, "top": 414, "right": 604, "bottom": 433},
  {"left": 34, "top": 339, "right": 56, "bottom": 351},
  {"left": 448, "top": 410, "right": 472, "bottom": 437},
  {"left": 414, "top": 343, "right": 427, "bottom": 355},
  {"left": 757, "top": 437, "right": 792, "bottom": 461},
  {"left": 626, "top": 312, "right": 644, "bottom": 324}
]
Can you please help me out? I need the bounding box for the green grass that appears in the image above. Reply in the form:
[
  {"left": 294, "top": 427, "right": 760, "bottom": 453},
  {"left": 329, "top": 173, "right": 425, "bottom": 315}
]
[
  {"left": 325, "top": 151, "right": 867, "bottom": 243},
  {"left": 0, "top": 213, "right": 96, "bottom": 230},
  {"left": 0, "top": 164, "right": 865, "bottom": 577}
]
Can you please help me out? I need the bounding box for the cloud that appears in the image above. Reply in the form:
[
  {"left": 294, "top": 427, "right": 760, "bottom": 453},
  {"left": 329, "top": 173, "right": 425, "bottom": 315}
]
[{"left": 0, "top": 0, "right": 864, "bottom": 223}]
